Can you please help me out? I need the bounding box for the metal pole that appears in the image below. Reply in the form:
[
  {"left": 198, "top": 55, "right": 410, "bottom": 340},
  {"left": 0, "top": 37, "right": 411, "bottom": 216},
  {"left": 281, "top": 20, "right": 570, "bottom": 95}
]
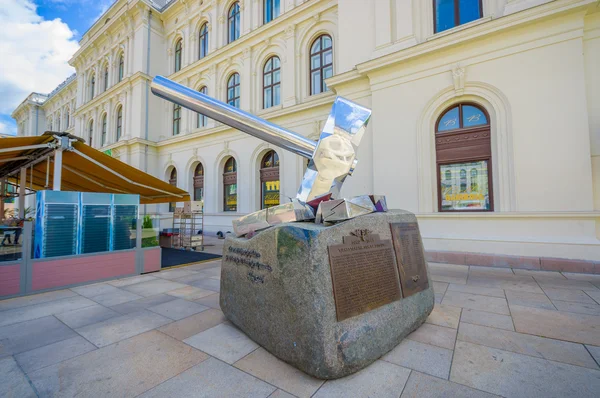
[
  {"left": 53, "top": 149, "right": 62, "bottom": 191},
  {"left": 151, "top": 76, "right": 317, "bottom": 159},
  {"left": 19, "top": 167, "right": 26, "bottom": 218},
  {"left": 0, "top": 179, "right": 4, "bottom": 221}
]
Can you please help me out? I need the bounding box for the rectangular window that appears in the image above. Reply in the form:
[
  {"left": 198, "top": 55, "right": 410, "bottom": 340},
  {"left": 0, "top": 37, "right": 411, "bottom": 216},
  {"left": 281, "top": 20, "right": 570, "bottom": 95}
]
[
  {"left": 439, "top": 160, "right": 490, "bottom": 211},
  {"left": 435, "top": 0, "right": 482, "bottom": 33},
  {"left": 262, "top": 180, "right": 280, "bottom": 209},
  {"left": 224, "top": 183, "right": 237, "bottom": 212}
]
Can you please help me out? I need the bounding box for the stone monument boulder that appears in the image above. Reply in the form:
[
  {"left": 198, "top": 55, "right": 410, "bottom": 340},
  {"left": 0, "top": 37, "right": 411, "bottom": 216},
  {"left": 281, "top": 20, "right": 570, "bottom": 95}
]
[{"left": 220, "top": 210, "right": 434, "bottom": 379}]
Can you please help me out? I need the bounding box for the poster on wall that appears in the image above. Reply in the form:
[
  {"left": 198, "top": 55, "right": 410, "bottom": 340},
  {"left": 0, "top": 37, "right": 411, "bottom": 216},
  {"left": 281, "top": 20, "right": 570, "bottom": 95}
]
[{"left": 440, "top": 160, "right": 490, "bottom": 211}]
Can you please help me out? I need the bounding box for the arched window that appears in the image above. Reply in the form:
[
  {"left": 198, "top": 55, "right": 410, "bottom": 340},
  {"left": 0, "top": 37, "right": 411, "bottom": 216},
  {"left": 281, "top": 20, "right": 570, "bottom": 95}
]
[
  {"left": 199, "top": 23, "right": 209, "bottom": 59},
  {"left": 197, "top": 86, "right": 208, "bottom": 127},
  {"left": 169, "top": 168, "right": 177, "bottom": 212},
  {"left": 116, "top": 106, "right": 123, "bottom": 140},
  {"left": 88, "top": 120, "right": 94, "bottom": 146},
  {"left": 173, "top": 104, "right": 181, "bottom": 135},
  {"left": 101, "top": 114, "right": 107, "bottom": 146},
  {"left": 193, "top": 163, "right": 204, "bottom": 201},
  {"left": 228, "top": 2, "right": 240, "bottom": 43},
  {"left": 174, "top": 39, "right": 183, "bottom": 72},
  {"left": 65, "top": 109, "right": 70, "bottom": 128},
  {"left": 436, "top": 103, "right": 492, "bottom": 211},
  {"left": 118, "top": 54, "right": 124, "bottom": 82},
  {"left": 264, "top": 0, "right": 280, "bottom": 24},
  {"left": 104, "top": 65, "right": 109, "bottom": 91},
  {"left": 263, "top": 56, "right": 281, "bottom": 109},
  {"left": 227, "top": 73, "right": 240, "bottom": 108},
  {"left": 434, "top": 0, "right": 482, "bottom": 33},
  {"left": 223, "top": 157, "right": 237, "bottom": 212},
  {"left": 90, "top": 74, "right": 96, "bottom": 99},
  {"left": 310, "top": 34, "right": 333, "bottom": 95},
  {"left": 260, "top": 150, "right": 280, "bottom": 209}
]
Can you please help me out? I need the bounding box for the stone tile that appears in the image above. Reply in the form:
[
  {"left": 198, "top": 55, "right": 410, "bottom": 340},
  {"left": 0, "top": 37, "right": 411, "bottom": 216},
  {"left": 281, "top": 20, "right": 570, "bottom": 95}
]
[
  {"left": 447, "top": 283, "right": 505, "bottom": 298},
  {"left": 194, "top": 292, "right": 221, "bottom": 309},
  {"left": 71, "top": 283, "right": 121, "bottom": 298},
  {"left": 122, "top": 279, "right": 188, "bottom": 297},
  {"left": 562, "top": 273, "right": 600, "bottom": 282},
  {"left": 426, "top": 303, "right": 461, "bottom": 329},
  {"left": 442, "top": 291, "right": 510, "bottom": 315},
  {"left": 140, "top": 357, "right": 275, "bottom": 398},
  {"left": 429, "top": 264, "right": 468, "bottom": 285},
  {"left": 269, "top": 390, "right": 296, "bottom": 398},
  {"left": 0, "top": 295, "right": 96, "bottom": 327},
  {"left": 401, "top": 370, "right": 499, "bottom": 398},
  {"left": 314, "top": 360, "right": 411, "bottom": 398},
  {"left": 109, "top": 294, "right": 177, "bottom": 314},
  {"left": 468, "top": 266, "right": 514, "bottom": 277},
  {"left": 460, "top": 309, "right": 515, "bottom": 331},
  {"left": 505, "top": 290, "right": 556, "bottom": 310},
  {"left": 543, "top": 287, "right": 596, "bottom": 303},
  {"left": 15, "top": 336, "right": 96, "bottom": 373},
  {"left": 75, "top": 310, "right": 172, "bottom": 347},
  {"left": 0, "top": 357, "right": 36, "bottom": 398},
  {"left": 431, "top": 274, "right": 468, "bottom": 285},
  {"left": 552, "top": 300, "right": 600, "bottom": 316},
  {"left": 184, "top": 323, "right": 259, "bottom": 364},
  {"left": 167, "top": 286, "right": 215, "bottom": 301},
  {"left": 235, "top": 347, "right": 324, "bottom": 398},
  {"left": 382, "top": 339, "right": 453, "bottom": 379},
  {"left": 534, "top": 277, "right": 598, "bottom": 291},
  {"left": 467, "top": 275, "right": 543, "bottom": 294},
  {"left": 54, "top": 304, "right": 120, "bottom": 329},
  {"left": 189, "top": 277, "right": 221, "bottom": 292},
  {"left": 157, "top": 309, "right": 227, "bottom": 341},
  {"left": 148, "top": 298, "right": 208, "bottom": 320},
  {"left": 511, "top": 304, "right": 600, "bottom": 346},
  {"left": 513, "top": 269, "right": 566, "bottom": 280},
  {"left": 155, "top": 269, "right": 200, "bottom": 280},
  {"left": 587, "top": 290, "right": 600, "bottom": 305},
  {"left": 29, "top": 331, "right": 208, "bottom": 398},
  {"left": 457, "top": 322, "right": 598, "bottom": 369},
  {"left": 451, "top": 341, "right": 600, "bottom": 397},
  {"left": 0, "top": 289, "right": 77, "bottom": 312},
  {"left": 183, "top": 261, "right": 221, "bottom": 271},
  {"left": 586, "top": 345, "right": 600, "bottom": 365},
  {"left": 89, "top": 289, "right": 143, "bottom": 307},
  {"left": 174, "top": 273, "right": 212, "bottom": 284},
  {"left": 0, "top": 316, "right": 77, "bottom": 357},
  {"left": 408, "top": 323, "right": 457, "bottom": 350},
  {"left": 434, "top": 293, "right": 444, "bottom": 304},
  {"left": 432, "top": 281, "right": 448, "bottom": 295},
  {"left": 195, "top": 267, "right": 222, "bottom": 279},
  {"left": 108, "top": 274, "right": 157, "bottom": 287}
]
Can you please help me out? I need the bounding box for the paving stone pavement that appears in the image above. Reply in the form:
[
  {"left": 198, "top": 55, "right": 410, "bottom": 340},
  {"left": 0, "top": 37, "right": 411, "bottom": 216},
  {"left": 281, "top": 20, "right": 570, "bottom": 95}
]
[{"left": 1, "top": 260, "right": 600, "bottom": 397}]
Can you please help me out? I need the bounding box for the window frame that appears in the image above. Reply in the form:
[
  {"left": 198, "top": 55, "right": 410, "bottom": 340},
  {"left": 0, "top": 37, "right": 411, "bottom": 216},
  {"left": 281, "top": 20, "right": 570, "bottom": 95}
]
[
  {"left": 173, "top": 103, "right": 181, "bottom": 136},
  {"left": 433, "top": 0, "right": 483, "bottom": 34},
  {"left": 169, "top": 168, "right": 177, "bottom": 213},
  {"left": 118, "top": 54, "right": 124, "bottom": 82},
  {"left": 174, "top": 39, "right": 183, "bottom": 72},
  {"left": 309, "top": 34, "right": 333, "bottom": 96},
  {"left": 65, "top": 109, "right": 70, "bottom": 128},
  {"left": 227, "top": 73, "right": 240, "bottom": 108},
  {"left": 116, "top": 106, "right": 123, "bottom": 141},
  {"left": 264, "top": 0, "right": 280, "bottom": 24},
  {"left": 259, "top": 150, "right": 280, "bottom": 210},
  {"left": 104, "top": 66, "right": 109, "bottom": 91},
  {"left": 197, "top": 86, "right": 208, "bottom": 127},
  {"left": 223, "top": 157, "right": 238, "bottom": 212},
  {"left": 101, "top": 113, "right": 107, "bottom": 146},
  {"left": 193, "top": 163, "right": 204, "bottom": 202},
  {"left": 228, "top": 2, "right": 241, "bottom": 44},
  {"left": 263, "top": 56, "right": 281, "bottom": 109},
  {"left": 199, "top": 23, "right": 209, "bottom": 59},
  {"left": 435, "top": 102, "right": 493, "bottom": 212}
]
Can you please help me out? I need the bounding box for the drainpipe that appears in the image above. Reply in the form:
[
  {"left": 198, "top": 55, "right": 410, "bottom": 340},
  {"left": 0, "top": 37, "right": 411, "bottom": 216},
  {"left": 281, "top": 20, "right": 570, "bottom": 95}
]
[{"left": 144, "top": 9, "right": 152, "bottom": 216}]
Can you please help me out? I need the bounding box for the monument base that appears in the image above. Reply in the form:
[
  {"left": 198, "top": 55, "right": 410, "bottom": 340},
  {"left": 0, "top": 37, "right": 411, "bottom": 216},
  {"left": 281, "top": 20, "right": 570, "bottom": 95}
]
[{"left": 220, "top": 210, "right": 434, "bottom": 379}]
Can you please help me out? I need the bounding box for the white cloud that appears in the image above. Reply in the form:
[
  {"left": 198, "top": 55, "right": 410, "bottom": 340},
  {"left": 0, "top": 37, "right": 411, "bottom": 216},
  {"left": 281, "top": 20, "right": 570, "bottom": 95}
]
[
  {"left": 0, "top": 121, "right": 17, "bottom": 135},
  {"left": 0, "top": 0, "right": 79, "bottom": 114}
]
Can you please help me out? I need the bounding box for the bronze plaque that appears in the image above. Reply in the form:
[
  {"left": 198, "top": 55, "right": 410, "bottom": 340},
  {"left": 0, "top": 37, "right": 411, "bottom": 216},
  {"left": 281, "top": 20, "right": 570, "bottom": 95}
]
[
  {"left": 390, "top": 222, "right": 429, "bottom": 297},
  {"left": 328, "top": 232, "right": 402, "bottom": 322}
]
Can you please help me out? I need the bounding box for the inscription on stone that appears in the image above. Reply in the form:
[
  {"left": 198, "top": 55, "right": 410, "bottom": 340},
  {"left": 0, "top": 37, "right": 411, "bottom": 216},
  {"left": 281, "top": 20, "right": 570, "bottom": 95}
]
[
  {"left": 225, "top": 247, "right": 272, "bottom": 284},
  {"left": 390, "top": 222, "right": 429, "bottom": 297},
  {"left": 328, "top": 233, "right": 402, "bottom": 322}
]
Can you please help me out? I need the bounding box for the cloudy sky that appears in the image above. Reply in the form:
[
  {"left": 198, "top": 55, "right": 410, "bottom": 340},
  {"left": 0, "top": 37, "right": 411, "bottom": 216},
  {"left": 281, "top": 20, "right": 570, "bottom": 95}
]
[{"left": 0, "top": 0, "right": 114, "bottom": 135}]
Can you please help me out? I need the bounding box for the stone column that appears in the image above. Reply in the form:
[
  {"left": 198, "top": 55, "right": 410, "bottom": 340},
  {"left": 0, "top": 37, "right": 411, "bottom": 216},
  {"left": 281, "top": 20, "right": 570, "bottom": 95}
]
[
  {"left": 240, "top": 48, "right": 252, "bottom": 111},
  {"left": 242, "top": 0, "right": 252, "bottom": 35}
]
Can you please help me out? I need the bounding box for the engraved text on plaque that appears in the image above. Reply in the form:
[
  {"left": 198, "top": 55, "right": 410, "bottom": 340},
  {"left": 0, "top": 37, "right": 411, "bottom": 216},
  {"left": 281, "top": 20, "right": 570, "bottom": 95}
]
[{"left": 390, "top": 222, "right": 429, "bottom": 297}]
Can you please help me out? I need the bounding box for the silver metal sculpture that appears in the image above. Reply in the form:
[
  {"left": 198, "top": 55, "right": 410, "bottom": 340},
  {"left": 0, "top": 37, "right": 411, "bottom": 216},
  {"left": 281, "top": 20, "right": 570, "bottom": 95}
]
[{"left": 150, "top": 76, "right": 378, "bottom": 236}]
